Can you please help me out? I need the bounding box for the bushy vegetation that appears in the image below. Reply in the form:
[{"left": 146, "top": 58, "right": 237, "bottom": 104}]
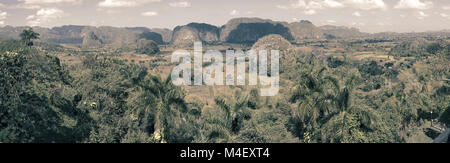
[{"left": 0, "top": 29, "right": 449, "bottom": 143}]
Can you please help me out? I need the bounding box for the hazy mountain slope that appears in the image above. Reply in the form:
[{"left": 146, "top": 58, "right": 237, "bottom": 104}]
[
  {"left": 45, "top": 25, "right": 86, "bottom": 44},
  {"left": 220, "top": 17, "right": 294, "bottom": 44},
  {"left": 171, "top": 23, "right": 220, "bottom": 46},
  {"left": 220, "top": 17, "right": 270, "bottom": 42},
  {"left": 2, "top": 18, "right": 447, "bottom": 47},
  {"left": 81, "top": 29, "right": 103, "bottom": 48},
  {"left": 150, "top": 28, "right": 173, "bottom": 43},
  {"left": 138, "top": 32, "right": 164, "bottom": 44},
  {"left": 0, "top": 26, "right": 29, "bottom": 40},
  {"left": 125, "top": 27, "right": 151, "bottom": 33},
  {"left": 286, "top": 20, "right": 324, "bottom": 40},
  {"left": 319, "top": 25, "right": 370, "bottom": 39},
  {"left": 0, "top": 25, "right": 163, "bottom": 48}
]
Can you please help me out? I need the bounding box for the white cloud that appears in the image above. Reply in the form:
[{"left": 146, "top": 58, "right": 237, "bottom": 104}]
[
  {"left": 278, "top": 0, "right": 386, "bottom": 11},
  {"left": 289, "top": 0, "right": 324, "bottom": 9},
  {"left": 18, "top": 0, "right": 83, "bottom": 4},
  {"left": 304, "top": 9, "right": 317, "bottom": 15},
  {"left": 98, "top": 0, "right": 160, "bottom": 8},
  {"left": 345, "top": 0, "right": 387, "bottom": 10},
  {"left": 417, "top": 11, "right": 428, "bottom": 19},
  {"left": 350, "top": 22, "right": 365, "bottom": 26},
  {"left": 26, "top": 8, "right": 66, "bottom": 26},
  {"left": 141, "top": 11, "right": 158, "bottom": 16},
  {"left": 0, "top": 3, "right": 5, "bottom": 8},
  {"left": 0, "top": 10, "right": 7, "bottom": 26},
  {"left": 36, "top": 8, "right": 65, "bottom": 18},
  {"left": 443, "top": 6, "right": 450, "bottom": 10},
  {"left": 14, "top": 4, "right": 41, "bottom": 9},
  {"left": 394, "top": 0, "right": 433, "bottom": 10},
  {"left": 232, "top": 10, "right": 254, "bottom": 16},
  {"left": 96, "top": 8, "right": 121, "bottom": 14},
  {"left": 230, "top": 10, "right": 240, "bottom": 16},
  {"left": 276, "top": 5, "right": 290, "bottom": 10},
  {"left": 169, "top": 1, "right": 191, "bottom": 8},
  {"left": 323, "top": 0, "right": 344, "bottom": 8},
  {"left": 352, "top": 11, "right": 361, "bottom": 17},
  {"left": 326, "top": 20, "right": 337, "bottom": 24},
  {"left": 418, "top": 11, "right": 427, "bottom": 16},
  {"left": 99, "top": 0, "right": 136, "bottom": 8},
  {"left": 441, "top": 13, "right": 449, "bottom": 19},
  {"left": 289, "top": 0, "right": 306, "bottom": 9},
  {"left": 0, "top": 11, "right": 6, "bottom": 20}
]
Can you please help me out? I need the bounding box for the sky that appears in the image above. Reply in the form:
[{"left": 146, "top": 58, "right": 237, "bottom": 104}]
[{"left": 0, "top": 0, "right": 449, "bottom": 33}]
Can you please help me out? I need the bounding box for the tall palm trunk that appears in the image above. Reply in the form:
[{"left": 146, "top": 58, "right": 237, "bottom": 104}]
[
  {"left": 342, "top": 112, "right": 346, "bottom": 143},
  {"left": 153, "top": 99, "right": 165, "bottom": 142}
]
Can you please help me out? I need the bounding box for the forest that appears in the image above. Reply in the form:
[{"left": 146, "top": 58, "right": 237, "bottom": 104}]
[{"left": 0, "top": 28, "right": 449, "bottom": 143}]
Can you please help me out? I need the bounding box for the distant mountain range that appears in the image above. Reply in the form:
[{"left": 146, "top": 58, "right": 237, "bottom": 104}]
[{"left": 0, "top": 17, "right": 449, "bottom": 48}]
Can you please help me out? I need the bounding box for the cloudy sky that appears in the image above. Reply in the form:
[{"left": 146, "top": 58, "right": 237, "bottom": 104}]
[{"left": 0, "top": 0, "right": 449, "bottom": 33}]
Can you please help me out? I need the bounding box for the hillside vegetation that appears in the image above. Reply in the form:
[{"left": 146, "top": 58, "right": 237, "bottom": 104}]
[{"left": 0, "top": 24, "right": 449, "bottom": 143}]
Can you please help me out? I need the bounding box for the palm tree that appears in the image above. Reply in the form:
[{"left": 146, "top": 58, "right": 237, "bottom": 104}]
[
  {"left": 323, "top": 74, "right": 379, "bottom": 143},
  {"left": 20, "top": 28, "right": 40, "bottom": 47},
  {"left": 202, "top": 93, "right": 252, "bottom": 142},
  {"left": 289, "top": 65, "right": 339, "bottom": 141},
  {"left": 133, "top": 75, "right": 187, "bottom": 143},
  {"left": 332, "top": 75, "right": 356, "bottom": 142}
]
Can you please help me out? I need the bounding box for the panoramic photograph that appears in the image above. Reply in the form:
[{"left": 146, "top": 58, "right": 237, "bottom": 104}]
[{"left": 0, "top": 0, "right": 449, "bottom": 149}]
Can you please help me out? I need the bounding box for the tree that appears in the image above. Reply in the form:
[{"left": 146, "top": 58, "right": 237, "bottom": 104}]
[
  {"left": 322, "top": 74, "right": 373, "bottom": 142},
  {"left": 214, "top": 95, "right": 252, "bottom": 134},
  {"left": 132, "top": 75, "right": 195, "bottom": 143},
  {"left": 334, "top": 75, "right": 358, "bottom": 141},
  {"left": 77, "top": 57, "right": 149, "bottom": 143},
  {"left": 0, "top": 44, "right": 79, "bottom": 143},
  {"left": 196, "top": 90, "right": 255, "bottom": 143},
  {"left": 20, "top": 28, "right": 40, "bottom": 47},
  {"left": 439, "top": 107, "right": 450, "bottom": 127},
  {"left": 289, "top": 65, "right": 339, "bottom": 141},
  {"left": 289, "top": 65, "right": 391, "bottom": 143}
]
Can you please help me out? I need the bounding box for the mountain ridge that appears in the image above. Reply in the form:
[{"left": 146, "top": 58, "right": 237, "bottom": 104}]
[{"left": 1, "top": 17, "right": 449, "bottom": 47}]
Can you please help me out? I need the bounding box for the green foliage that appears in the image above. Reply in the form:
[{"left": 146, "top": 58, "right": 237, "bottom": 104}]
[
  {"left": 288, "top": 61, "right": 401, "bottom": 143},
  {"left": 289, "top": 65, "right": 337, "bottom": 140},
  {"left": 359, "top": 61, "right": 384, "bottom": 76},
  {"left": 440, "top": 107, "right": 450, "bottom": 127},
  {"left": 0, "top": 40, "right": 24, "bottom": 53},
  {"left": 198, "top": 94, "right": 253, "bottom": 142},
  {"left": 19, "top": 28, "right": 40, "bottom": 47},
  {"left": 130, "top": 75, "right": 200, "bottom": 143},
  {"left": 426, "top": 43, "right": 444, "bottom": 54},
  {"left": 234, "top": 110, "right": 298, "bottom": 143},
  {"left": 1, "top": 31, "right": 448, "bottom": 143},
  {"left": 0, "top": 44, "right": 78, "bottom": 142},
  {"left": 327, "top": 57, "right": 345, "bottom": 68}
]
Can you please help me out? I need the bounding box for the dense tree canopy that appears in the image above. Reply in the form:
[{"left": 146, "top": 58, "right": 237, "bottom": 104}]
[
  {"left": 19, "top": 28, "right": 40, "bottom": 47},
  {"left": 0, "top": 31, "right": 448, "bottom": 143}
]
